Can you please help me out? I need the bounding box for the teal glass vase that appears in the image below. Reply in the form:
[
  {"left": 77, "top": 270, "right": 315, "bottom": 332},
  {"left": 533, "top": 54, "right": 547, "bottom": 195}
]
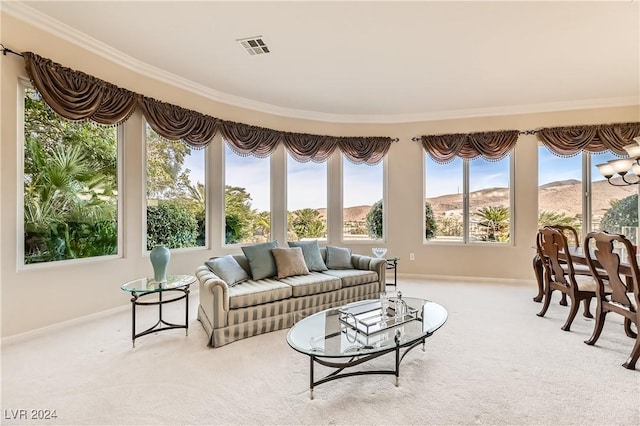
[{"left": 150, "top": 245, "right": 170, "bottom": 283}]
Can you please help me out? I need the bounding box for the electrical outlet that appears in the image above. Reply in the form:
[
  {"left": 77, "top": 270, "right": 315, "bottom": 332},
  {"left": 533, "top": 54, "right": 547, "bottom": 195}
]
[{"left": 409, "top": 253, "right": 415, "bottom": 261}]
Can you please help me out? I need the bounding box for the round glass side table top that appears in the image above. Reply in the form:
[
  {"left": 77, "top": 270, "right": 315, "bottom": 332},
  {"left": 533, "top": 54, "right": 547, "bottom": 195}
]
[{"left": 121, "top": 274, "right": 196, "bottom": 293}]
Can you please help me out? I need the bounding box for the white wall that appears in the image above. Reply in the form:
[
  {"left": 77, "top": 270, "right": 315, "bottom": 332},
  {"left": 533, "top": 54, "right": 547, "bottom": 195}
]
[{"left": 2, "top": 13, "right": 638, "bottom": 337}]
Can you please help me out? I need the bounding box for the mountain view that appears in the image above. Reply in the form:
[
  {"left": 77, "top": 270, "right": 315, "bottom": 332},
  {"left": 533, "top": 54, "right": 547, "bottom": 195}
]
[{"left": 322, "top": 179, "right": 637, "bottom": 222}]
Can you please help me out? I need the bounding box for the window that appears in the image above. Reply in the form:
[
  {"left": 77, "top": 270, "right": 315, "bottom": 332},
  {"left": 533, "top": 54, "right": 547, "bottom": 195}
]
[
  {"left": 146, "top": 124, "right": 206, "bottom": 250},
  {"left": 23, "top": 87, "right": 119, "bottom": 264},
  {"left": 287, "top": 154, "right": 327, "bottom": 241},
  {"left": 425, "top": 156, "right": 463, "bottom": 242},
  {"left": 468, "top": 157, "right": 511, "bottom": 243},
  {"left": 224, "top": 142, "right": 270, "bottom": 245},
  {"left": 425, "top": 154, "right": 512, "bottom": 244},
  {"left": 537, "top": 147, "right": 583, "bottom": 233},
  {"left": 537, "top": 147, "right": 637, "bottom": 239},
  {"left": 342, "top": 159, "right": 384, "bottom": 240}
]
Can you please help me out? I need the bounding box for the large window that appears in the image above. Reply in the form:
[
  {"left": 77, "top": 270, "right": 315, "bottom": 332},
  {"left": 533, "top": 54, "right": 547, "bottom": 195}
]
[
  {"left": 145, "top": 124, "right": 205, "bottom": 250},
  {"left": 425, "top": 156, "right": 463, "bottom": 242},
  {"left": 287, "top": 154, "right": 327, "bottom": 241},
  {"left": 343, "top": 159, "right": 384, "bottom": 240},
  {"left": 425, "top": 154, "right": 512, "bottom": 243},
  {"left": 23, "top": 87, "right": 119, "bottom": 264},
  {"left": 537, "top": 147, "right": 637, "bottom": 239},
  {"left": 224, "top": 143, "right": 270, "bottom": 245}
]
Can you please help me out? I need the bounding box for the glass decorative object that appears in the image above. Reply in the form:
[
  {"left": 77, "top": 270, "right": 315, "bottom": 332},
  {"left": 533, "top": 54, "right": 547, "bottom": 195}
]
[{"left": 372, "top": 247, "right": 387, "bottom": 258}]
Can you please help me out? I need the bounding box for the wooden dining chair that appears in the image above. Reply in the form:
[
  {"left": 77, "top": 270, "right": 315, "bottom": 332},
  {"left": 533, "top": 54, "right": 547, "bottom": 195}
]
[
  {"left": 536, "top": 227, "right": 602, "bottom": 331},
  {"left": 533, "top": 225, "right": 591, "bottom": 306},
  {"left": 584, "top": 231, "right": 640, "bottom": 370}
]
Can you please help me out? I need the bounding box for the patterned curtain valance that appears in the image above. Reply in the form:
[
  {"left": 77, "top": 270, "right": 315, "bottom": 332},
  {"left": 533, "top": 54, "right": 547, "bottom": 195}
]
[
  {"left": 23, "top": 52, "right": 140, "bottom": 125},
  {"left": 23, "top": 52, "right": 393, "bottom": 164},
  {"left": 536, "top": 122, "right": 640, "bottom": 157},
  {"left": 421, "top": 130, "right": 519, "bottom": 163}
]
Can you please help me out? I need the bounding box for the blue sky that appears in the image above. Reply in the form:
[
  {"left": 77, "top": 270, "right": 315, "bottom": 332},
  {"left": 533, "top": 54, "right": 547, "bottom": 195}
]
[
  {"left": 182, "top": 145, "right": 382, "bottom": 212},
  {"left": 182, "top": 145, "right": 615, "bottom": 211}
]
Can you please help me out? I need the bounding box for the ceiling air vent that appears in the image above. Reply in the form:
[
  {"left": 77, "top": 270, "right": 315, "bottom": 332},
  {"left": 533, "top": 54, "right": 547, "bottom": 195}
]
[{"left": 237, "top": 36, "right": 270, "bottom": 55}]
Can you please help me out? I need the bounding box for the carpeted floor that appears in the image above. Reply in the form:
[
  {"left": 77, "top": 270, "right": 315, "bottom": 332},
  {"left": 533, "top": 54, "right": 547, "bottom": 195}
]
[{"left": 1, "top": 278, "right": 639, "bottom": 425}]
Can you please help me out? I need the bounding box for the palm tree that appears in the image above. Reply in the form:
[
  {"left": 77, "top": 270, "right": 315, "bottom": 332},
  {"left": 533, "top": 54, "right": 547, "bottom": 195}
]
[
  {"left": 475, "top": 206, "right": 510, "bottom": 242},
  {"left": 291, "top": 208, "right": 326, "bottom": 239},
  {"left": 24, "top": 139, "right": 116, "bottom": 262}
]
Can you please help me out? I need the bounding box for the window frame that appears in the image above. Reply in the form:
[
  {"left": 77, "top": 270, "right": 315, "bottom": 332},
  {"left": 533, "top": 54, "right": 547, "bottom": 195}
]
[
  {"left": 19, "top": 80, "right": 124, "bottom": 269},
  {"left": 340, "top": 155, "right": 388, "bottom": 244},
  {"left": 424, "top": 153, "right": 515, "bottom": 245}
]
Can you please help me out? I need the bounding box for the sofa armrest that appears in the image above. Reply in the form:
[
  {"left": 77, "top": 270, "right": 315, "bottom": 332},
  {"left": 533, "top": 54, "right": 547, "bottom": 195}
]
[
  {"left": 351, "top": 254, "right": 386, "bottom": 290},
  {"left": 196, "top": 265, "right": 230, "bottom": 329}
]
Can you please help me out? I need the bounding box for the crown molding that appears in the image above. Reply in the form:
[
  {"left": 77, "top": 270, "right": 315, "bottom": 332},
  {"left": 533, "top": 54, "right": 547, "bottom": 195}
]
[{"left": 3, "top": 1, "right": 638, "bottom": 125}]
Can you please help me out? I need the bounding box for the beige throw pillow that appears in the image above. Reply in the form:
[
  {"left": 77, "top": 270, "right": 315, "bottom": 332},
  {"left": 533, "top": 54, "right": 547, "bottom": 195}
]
[{"left": 271, "top": 247, "right": 310, "bottom": 279}]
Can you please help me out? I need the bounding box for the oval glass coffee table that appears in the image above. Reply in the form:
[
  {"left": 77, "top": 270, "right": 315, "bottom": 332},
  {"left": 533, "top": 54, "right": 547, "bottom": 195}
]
[{"left": 286, "top": 297, "right": 447, "bottom": 399}]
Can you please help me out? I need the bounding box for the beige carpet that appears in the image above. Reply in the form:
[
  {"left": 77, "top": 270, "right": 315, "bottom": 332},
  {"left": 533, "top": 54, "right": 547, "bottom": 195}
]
[{"left": 1, "top": 278, "right": 639, "bottom": 425}]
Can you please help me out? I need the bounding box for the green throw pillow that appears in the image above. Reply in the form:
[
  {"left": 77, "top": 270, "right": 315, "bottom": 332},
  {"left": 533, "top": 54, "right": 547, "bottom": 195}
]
[
  {"left": 325, "top": 246, "right": 353, "bottom": 269},
  {"left": 241, "top": 241, "right": 278, "bottom": 280},
  {"left": 287, "top": 240, "right": 328, "bottom": 272},
  {"left": 205, "top": 255, "right": 249, "bottom": 286}
]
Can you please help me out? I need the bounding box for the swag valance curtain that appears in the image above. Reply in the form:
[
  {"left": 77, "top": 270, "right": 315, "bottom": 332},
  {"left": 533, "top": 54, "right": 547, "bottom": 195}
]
[
  {"left": 536, "top": 122, "right": 640, "bottom": 157},
  {"left": 23, "top": 52, "right": 393, "bottom": 164},
  {"left": 420, "top": 130, "right": 519, "bottom": 163}
]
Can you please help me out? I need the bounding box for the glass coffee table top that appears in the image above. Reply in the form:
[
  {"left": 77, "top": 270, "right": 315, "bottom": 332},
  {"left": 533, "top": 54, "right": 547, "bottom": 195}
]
[{"left": 287, "top": 297, "right": 447, "bottom": 358}]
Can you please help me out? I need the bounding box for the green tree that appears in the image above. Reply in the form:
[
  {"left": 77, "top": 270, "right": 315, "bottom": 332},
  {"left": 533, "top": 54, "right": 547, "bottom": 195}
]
[
  {"left": 23, "top": 89, "right": 118, "bottom": 263},
  {"left": 600, "top": 194, "right": 638, "bottom": 234},
  {"left": 147, "top": 202, "right": 198, "bottom": 249},
  {"left": 475, "top": 206, "right": 510, "bottom": 242},
  {"left": 538, "top": 210, "right": 580, "bottom": 229},
  {"left": 225, "top": 186, "right": 255, "bottom": 244},
  {"left": 146, "top": 127, "right": 192, "bottom": 199},
  {"left": 425, "top": 201, "right": 437, "bottom": 240},
  {"left": 366, "top": 200, "right": 384, "bottom": 239},
  {"left": 290, "top": 208, "right": 326, "bottom": 239}
]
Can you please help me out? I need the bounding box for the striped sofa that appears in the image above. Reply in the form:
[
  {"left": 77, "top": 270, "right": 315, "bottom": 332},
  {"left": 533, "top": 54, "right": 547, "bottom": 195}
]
[{"left": 196, "top": 250, "right": 386, "bottom": 347}]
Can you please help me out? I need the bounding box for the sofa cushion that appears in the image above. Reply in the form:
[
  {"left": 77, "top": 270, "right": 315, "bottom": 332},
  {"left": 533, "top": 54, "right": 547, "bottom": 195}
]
[
  {"left": 241, "top": 241, "right": 278, "bottom": 280},
  {"left": 287, "top": 240, "right": 327, "bottom": 271},
  {"left": 278, "top": 272, "right": 342, "bottom": 297},
  {"left": 228, "top": 278, "right": 293, "bottom": 309},
  {"left": 322, "top": 269, "right": 379, "bottom": 288},
  {"left": 272, "top": 247, "right": 310, "bottom": 279},
  {"left": 325, "top": 246, "right": 353, "bottom": 269},
  {"left": 287, "top": 240, "right": 328, "bottom": 271},
  {"left": 205, "top": 255, "right": 249, "bottom": 286}
]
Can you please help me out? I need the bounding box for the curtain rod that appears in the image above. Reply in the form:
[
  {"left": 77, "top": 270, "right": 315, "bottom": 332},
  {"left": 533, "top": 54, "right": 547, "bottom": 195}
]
[
  {"left": 411, "top": 129, "right": 537, "bottom": 142},
  {"left": 1, "top": 44, "right": 24, "bottom": 57}
]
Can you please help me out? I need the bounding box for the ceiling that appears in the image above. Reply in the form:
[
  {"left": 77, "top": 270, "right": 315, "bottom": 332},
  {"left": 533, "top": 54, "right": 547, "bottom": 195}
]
[{"left": 8, "top": 1, "right": 640, "bottom": 123}]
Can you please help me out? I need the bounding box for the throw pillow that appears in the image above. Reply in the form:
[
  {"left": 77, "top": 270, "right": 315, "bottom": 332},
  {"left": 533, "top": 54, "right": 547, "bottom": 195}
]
[
  {"left": 205, "top": 255, "right": 249, "bottom": 286},
  {"left": 271, "top": 247, "right": 310, "bottom": 279},
  {"left": 241, "top": 241, "right": 278, "bottom": 280},
  {"left": 325, "top": 246, "right": 353, "bottom": 269},
  {"left": 287, "top": 240, "right": 328, "bottom": 271}
]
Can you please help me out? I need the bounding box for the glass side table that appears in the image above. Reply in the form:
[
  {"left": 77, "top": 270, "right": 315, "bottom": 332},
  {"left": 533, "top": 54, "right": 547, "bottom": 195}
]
[
  {"left": 385, "top": 257, "right": 399, "bottom": 287},
  {"left": 121, "top": 274, "right": 196, "bottom": 347}
]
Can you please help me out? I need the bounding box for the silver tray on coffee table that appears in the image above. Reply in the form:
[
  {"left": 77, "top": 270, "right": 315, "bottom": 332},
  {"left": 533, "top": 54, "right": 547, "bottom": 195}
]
[{"left": 338, "top": 299, "right": 420, "bottom": 336}]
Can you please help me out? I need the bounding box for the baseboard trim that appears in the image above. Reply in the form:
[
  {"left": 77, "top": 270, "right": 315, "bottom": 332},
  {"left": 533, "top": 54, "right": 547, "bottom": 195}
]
[
  {"left": 396, "top": 273, "right": 536, "bottom": 287},
  {"left": 2, "top": 288, "right": 201, "bottom": 345}
]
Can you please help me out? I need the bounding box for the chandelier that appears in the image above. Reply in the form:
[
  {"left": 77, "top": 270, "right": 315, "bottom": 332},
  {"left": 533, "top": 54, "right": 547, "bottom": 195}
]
[{"left": 596, "top": 136, "right": 640, "bottom": 186}]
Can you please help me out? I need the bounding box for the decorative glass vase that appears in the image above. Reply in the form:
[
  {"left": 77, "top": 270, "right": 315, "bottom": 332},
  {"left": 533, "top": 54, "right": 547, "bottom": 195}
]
[{"left": 150, "top": 245, "right": 170, "bottom": 283}]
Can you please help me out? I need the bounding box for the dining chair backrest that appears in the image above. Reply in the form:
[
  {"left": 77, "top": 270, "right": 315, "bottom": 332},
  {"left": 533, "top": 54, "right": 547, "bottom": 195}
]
[
  {"left": 548, "top": 224, "right": 581, "bottom": 248},
  {"left": 537, "top": 227, "right": 574, "bottom": 285},
  {"left": 584, "top": 231, "right": 640, "bottom": 308}
]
